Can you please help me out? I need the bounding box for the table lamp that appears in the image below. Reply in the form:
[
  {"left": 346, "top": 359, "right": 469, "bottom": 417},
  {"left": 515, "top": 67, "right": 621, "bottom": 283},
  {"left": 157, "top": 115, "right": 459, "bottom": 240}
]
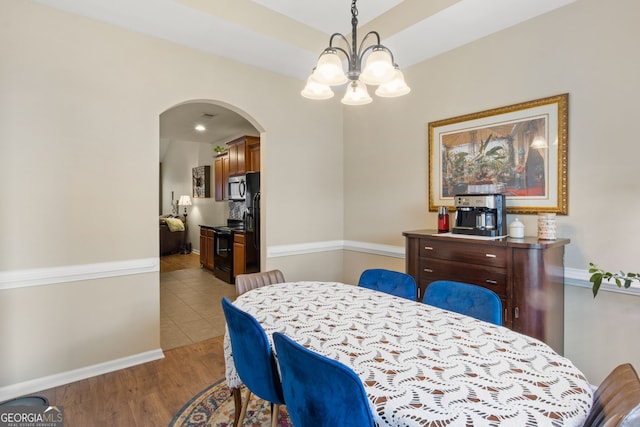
[{"left": 178, "top": 195, "right": 192, "bottom": 254}]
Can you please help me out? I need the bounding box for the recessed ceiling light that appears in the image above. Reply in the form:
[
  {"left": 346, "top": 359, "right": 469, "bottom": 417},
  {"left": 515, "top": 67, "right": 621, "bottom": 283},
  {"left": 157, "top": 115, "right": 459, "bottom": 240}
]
[{"left": 195, "top": 124, "right": 206, "bottom": 132}]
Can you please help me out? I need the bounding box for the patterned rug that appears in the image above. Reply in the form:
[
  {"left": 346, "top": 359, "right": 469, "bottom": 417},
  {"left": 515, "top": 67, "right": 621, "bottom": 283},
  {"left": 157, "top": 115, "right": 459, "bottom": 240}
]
[{"left": 169, "top": 378, "right": 292, "bottom": 427}]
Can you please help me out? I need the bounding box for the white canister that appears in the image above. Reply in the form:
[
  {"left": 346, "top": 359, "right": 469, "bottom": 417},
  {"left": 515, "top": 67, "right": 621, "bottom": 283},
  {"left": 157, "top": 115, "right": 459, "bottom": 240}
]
[
  {"left": 509, "top": 218, "right": 525, "bottom": 238},
  {"left": 537, "top": 213, "right": 557, "bottom": 240}
]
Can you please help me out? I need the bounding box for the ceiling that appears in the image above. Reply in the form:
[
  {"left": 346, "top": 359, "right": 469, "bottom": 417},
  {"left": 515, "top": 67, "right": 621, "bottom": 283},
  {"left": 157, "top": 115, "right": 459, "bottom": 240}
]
[{"left": 31, "top": 0, "right": 578, "bottom": 147}]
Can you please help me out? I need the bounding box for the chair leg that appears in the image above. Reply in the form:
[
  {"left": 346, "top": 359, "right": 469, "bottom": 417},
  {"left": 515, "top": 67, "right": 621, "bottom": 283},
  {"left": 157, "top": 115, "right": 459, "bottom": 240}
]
[
  {"left": 271, "top": 403, "right": 280, "bottom": 427},
  {"left": 237, "top": 388, "right": 252, "bottom": 426},
  {"left": 232, "top": 387, "right": 242, "bottom": 426}
]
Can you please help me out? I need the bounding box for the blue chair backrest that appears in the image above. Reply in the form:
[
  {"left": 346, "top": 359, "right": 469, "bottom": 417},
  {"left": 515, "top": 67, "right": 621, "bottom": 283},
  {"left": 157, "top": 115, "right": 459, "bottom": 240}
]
[
  {"left": 220, "top": 297, "right": 285, "bottom": 404},
  {"left": 422, "top": 280, "right": 502, "bottom": 325},
  {"left": 357, "top": 269, "right": 417, "bottom": 300},
  {"left": 272, "top": 332, "right": 375, "bottom": 427}
]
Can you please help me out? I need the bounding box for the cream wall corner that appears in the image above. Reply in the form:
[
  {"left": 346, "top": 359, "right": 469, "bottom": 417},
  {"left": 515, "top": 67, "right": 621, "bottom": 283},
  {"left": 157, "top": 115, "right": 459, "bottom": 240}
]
[
  {"left": 0, "top": 0, "right": 343, "bottom": 395},
  {"left": 342, "top": 0, "right": 640, "bottom": 384}
]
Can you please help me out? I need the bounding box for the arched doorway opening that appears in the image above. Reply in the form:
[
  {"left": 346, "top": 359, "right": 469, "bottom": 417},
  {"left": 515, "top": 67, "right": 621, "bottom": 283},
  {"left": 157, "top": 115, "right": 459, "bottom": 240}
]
[{"left": 158, "top": 99, "right": 263, "bottom": 350}]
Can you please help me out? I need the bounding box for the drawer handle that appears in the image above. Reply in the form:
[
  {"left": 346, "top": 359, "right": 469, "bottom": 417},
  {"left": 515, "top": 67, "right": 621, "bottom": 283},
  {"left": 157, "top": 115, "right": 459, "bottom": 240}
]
[
  {"left": 514, "top": 307, "right": 520, "bottom": 319},
  {"left": 485, "top": 279, "right": 498, "bottom": 285},
  {"left": 423, "top": 268, "right": 433, "bottom": 273},
  {"left": 485, "top": 253, "right": 497, "bottom": 258},
  {"left": 424, "top": 246, "right": 434, "bottom": 251}
]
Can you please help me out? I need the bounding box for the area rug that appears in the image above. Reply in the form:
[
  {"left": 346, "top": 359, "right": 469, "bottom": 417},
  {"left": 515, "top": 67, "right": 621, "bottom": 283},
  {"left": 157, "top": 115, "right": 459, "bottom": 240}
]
[{"left": 169, "top": 378, "right": 292, "bottom": 427}]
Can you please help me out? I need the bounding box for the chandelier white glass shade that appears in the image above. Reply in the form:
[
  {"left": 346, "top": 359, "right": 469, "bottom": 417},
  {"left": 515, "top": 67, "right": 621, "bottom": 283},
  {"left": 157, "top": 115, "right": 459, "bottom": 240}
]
[{"left": 301, "top": 0, "right": 410, "bottom": 105}]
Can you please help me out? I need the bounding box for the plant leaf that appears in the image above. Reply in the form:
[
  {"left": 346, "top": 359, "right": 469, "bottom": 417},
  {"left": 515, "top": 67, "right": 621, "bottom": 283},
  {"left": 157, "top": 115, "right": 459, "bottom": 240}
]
[{"left": 592, "top": 276, "right": 602, "bottom": 297}]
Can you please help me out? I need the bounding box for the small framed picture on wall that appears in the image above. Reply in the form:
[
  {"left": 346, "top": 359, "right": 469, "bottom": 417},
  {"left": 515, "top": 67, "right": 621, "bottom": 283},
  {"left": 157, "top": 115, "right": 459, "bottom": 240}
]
[{"left": 192, "top": 165, "right": 211, "bottom": 198}]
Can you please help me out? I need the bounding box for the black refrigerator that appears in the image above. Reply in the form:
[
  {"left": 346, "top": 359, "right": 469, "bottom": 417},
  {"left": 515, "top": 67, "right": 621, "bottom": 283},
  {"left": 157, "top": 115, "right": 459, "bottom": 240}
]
[{"left": 244, "top": 172, "right": 260, "bottom": 270}]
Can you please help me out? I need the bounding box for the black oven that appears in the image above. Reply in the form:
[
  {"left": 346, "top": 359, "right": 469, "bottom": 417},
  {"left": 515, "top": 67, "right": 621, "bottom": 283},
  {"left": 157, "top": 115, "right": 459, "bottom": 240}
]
[
  {"left": 213, "top": 227, "right": 234, "bottom": 283},
  {"left": 212, "top": 219, "right": 245, "bottom": 283}
]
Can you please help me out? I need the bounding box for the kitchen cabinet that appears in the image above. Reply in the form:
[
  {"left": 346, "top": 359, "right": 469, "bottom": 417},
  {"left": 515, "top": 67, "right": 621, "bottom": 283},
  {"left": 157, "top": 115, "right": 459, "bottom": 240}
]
[
  {"left": 233, "top": 231, "right": 259, "bottom": 279},
  {"left": 226, "top": 136, "right": 260, "bottom": 176},
  {"left": 200, "top": 226, "right": 215, "bottom": 271},
  {"left": 403, "top": 229, "right": 569, "bottom": 354},
  {"left": 233, "top": 232, "right": 246, "bottom": 277},
  {"left": 214, "top": 153, "right": 229, "bottom": 201},
  {"left": 248, "top": 138, "right": 260, "bottom": 172}
]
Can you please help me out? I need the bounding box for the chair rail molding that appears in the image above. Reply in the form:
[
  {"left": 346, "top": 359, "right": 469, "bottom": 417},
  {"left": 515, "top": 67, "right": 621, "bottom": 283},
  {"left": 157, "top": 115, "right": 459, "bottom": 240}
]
[
  {"left": 267, "top": 240, "right": 640, "bottom": 296},
  {"left": 0, "top": 258, "right": 159, "bottom": 291}
]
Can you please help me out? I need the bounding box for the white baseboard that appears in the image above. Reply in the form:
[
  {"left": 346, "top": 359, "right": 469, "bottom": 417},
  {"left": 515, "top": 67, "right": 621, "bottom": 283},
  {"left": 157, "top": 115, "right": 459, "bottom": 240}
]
[{"left": 0, "top": 349, "right": 164, "bottom": 403}]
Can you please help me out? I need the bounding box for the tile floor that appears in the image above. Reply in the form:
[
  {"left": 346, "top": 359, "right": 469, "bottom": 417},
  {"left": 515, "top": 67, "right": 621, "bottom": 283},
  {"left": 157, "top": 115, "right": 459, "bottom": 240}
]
[{"left": 160, "top": 254, "right": 237, "bottom": 350}]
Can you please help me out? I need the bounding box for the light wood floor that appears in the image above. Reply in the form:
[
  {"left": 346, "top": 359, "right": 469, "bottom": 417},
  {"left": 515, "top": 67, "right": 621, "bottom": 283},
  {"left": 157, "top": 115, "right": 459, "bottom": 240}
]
[
  {"left": 36, "top": 336, "right": 226, "bottom": 427},
  {"left": 160, "top": 252, "right": 201, "bottom": 273}
]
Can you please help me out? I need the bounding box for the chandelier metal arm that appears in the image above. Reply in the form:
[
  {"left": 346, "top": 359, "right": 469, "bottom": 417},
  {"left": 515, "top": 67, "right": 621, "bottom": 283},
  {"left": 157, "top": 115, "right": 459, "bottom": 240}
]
[
  {"left": 301, "top": 0, "right": 410, "bottom": 103},
  {"left": 328, "top": 32, "right": 350, "bottom": 50},
  {"left": 357, "top": 31, "right": 382, "bottom": 58}
]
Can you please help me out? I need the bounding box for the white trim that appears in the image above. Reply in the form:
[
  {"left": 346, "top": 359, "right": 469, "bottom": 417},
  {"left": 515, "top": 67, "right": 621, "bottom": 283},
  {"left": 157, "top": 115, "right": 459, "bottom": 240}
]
[
  {"left": 267, "top": 240, "right": 404, "bottom": 259},
  {"left": 2, "top": 246, "right": 637, "bottom": 298},
  {"left": 565, "top": 267, "right": 640, "bottom": 296},
  {"left": 342, "top": 240, "right": 405, "bottom": 259},
  {"left": 267, "top": 240, "right": 344, "bottom": 257},
  {"left": 266, "top": 240, "right": 640, "bottom": 296},
  {"left": 0, "top": 349, "right": 164, "bottom": 402},
  {"left": 0, "top": 258, "right": 159, "bottom": 291}
]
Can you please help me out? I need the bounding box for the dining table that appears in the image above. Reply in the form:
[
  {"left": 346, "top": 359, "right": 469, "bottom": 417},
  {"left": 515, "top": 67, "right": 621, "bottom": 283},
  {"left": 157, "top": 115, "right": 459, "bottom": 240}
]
[{"left": 224, "top": 281, "right": 593, "bottom": 427}]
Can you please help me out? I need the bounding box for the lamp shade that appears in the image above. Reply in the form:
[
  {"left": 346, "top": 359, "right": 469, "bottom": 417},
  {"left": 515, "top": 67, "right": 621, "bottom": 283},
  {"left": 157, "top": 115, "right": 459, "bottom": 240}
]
[
  {"left": 341, "top": 80, "right": 372, "bottom": 105},
  {"left": 301, "top": 75, "right": 334, "bottom": 100},
  {"left": 178, "top": 195, "right": 192, "bottom": 206},
  {"left": 375, "top": 68, "right": 411, "bottom": 97},
  {"left": 313, "top": 51, "right": 348, "bottom": 86},
  {"left": 359, "top": 49, "right": 395, "bottom": 85}
]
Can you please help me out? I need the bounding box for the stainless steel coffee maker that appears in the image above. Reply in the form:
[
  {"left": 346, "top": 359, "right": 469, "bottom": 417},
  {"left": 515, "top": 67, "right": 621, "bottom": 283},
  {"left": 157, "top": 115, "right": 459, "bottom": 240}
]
[{"left": 452, "top": 194, "right": 507, "bottom": 237}]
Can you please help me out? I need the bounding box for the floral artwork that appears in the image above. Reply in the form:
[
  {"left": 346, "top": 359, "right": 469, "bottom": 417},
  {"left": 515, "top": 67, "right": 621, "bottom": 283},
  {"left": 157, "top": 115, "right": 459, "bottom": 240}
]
[{"left": 429, "top": 94, "right": 568, "bottom": 214}]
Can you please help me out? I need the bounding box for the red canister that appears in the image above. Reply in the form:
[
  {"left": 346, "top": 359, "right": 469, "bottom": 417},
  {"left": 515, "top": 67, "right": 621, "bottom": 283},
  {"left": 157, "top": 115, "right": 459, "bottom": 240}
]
[{"left": 438, "top": 206, "right": 450, "bottom": 233}]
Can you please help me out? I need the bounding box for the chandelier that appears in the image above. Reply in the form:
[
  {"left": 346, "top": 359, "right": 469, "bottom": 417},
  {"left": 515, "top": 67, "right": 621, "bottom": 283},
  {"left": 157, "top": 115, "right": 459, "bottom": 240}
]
[{"left": 301, "top": 0, "right": 410, "bottom": 105}]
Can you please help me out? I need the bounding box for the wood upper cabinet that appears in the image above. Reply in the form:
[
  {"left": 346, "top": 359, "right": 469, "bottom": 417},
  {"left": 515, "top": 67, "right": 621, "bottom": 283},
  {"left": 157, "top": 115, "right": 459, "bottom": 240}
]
[
  {"left": 403, "top": 230, "right": 569, "bottom": 355},
  {"left": 226, "top": 136, "right": 260, "bottom": 176},
  {"left": 215, "top": 136, "right": 260, "bottom": 201},
  {"left": 248, "top": 137, "right": 260, "bottom": 172},
  {"left": 214, "top": 153, "right": 229, "bottom": 201}
]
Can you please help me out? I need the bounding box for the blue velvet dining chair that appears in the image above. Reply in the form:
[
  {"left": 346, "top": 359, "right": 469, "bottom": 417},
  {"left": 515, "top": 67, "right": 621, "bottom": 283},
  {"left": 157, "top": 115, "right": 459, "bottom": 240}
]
[
  {"left": 357, "top": 268, "right": 417, "bottom": 300},
  {"left": 220, "top": 297, "right": 285, "bottom": 427},
  {"left": 422, "top": 280, "right": 503, "bottom": 326},
  {"left": 272, "top": 332, "right": 375, "bottom": 427}
]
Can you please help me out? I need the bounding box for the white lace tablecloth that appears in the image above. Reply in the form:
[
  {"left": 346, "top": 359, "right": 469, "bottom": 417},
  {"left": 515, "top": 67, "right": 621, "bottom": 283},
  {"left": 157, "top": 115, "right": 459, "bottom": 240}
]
[{"left": 224, "top": 281, "right": 592, "bottom": 427}]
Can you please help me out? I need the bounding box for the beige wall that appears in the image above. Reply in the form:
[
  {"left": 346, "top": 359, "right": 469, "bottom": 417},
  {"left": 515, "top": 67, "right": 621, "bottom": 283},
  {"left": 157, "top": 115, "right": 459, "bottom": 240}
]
[
  {"left": 343, "top": 0, "right": 640, "bottom": 383},
  {"left": 0, "top": 0, "right": 343, "bottom": 393},
  {"left": 2, "top": 0, "right": 639, "bottom": 395}
]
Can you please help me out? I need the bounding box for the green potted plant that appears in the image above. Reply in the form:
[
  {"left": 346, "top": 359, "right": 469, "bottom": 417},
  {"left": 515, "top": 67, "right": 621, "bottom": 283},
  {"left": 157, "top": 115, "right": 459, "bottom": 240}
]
[
  {"left": 214, "top": 145, "right": 227, "bottom": 155},
  {"left": 588, "top": 262, "right": 640, "bottom": 297}
]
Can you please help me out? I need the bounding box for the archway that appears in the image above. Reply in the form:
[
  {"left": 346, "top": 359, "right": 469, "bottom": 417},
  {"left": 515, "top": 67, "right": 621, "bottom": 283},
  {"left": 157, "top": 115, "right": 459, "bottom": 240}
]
[{"left": 158, "top": 99, "right": 264, "bottom": 350}]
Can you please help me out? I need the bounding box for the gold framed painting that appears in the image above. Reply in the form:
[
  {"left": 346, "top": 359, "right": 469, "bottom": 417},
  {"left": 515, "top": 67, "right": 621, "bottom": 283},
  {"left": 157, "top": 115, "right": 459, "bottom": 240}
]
[{"left": 428, "top": 93, "right": 569, "bottom": 214}]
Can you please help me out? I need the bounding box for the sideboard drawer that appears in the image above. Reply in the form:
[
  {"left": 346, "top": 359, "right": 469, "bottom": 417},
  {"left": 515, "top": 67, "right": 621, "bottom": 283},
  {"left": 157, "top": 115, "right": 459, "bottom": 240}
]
[
  {"left": 418, "top": 258, "right": 507, "bottom": 297},
  {"left": 419, "top": 239, "right": 507, "bottom": 268}
]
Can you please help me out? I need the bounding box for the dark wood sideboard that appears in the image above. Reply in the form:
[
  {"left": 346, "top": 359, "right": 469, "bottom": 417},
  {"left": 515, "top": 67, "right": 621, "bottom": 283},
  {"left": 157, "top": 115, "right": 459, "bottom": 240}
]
[{"left": 403, "top": 229, "right": 569, "bottom": 354}]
